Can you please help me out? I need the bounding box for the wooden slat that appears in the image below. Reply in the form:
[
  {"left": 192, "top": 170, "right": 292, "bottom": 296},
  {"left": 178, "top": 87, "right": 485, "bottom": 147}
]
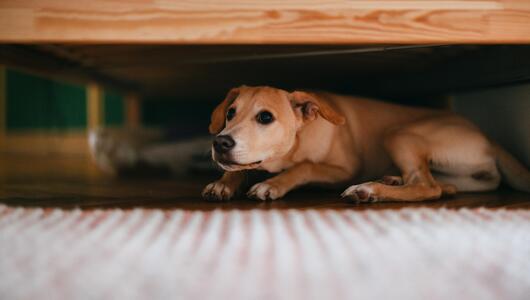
[
  {"left": 45, "top": 44, "right": 481, "bottom": 100},
  {"left": 0, "top": 65, "right": 5, "bottom": 138},
  {"left": 3, "top": 44, "right": 528, "bottom": 102},
  {"left": 0, "top": 1, "right": 529, "bottom": 44},
  {"left": 125, "top": 93, "right": 141, "bottom": 129},
  {"left": 87, "top": 83, "right": 103, "bottom": 130},
  {"left": 0, "top": 45, "right": 137, "bottom": 93}
]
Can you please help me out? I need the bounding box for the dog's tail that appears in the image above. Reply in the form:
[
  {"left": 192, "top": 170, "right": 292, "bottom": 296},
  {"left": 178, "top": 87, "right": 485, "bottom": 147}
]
[{"left": 494, "top": 143, "right": 530, "bottom": 192}]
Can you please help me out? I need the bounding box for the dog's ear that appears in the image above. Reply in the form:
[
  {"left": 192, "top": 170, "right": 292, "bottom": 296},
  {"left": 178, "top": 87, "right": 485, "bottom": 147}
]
[
  {"left": 290, "top": 91, "right": 346, "bottom": 125},
  {"left": 209, "top": 88, "right": 240, "bottom": 134}
]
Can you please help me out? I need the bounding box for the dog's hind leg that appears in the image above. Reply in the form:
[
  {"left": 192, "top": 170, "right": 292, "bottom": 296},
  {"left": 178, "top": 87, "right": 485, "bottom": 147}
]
[
  {"left": 377, "top": 175, "right": 457, "bottom": 195},
  {"left": 342, "top": 132, "right": 453, "bottom": 202}
]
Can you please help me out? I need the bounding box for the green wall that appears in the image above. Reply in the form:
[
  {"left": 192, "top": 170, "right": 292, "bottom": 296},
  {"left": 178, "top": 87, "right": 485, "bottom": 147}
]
[
  {"left": 103, "top": 90, "right": 124, "bottom": 126},
  {"left": 6, "top": 69, "right": 87, "bottom": 130},
  {"left": 5, "top": 69, "right": 124, "bottom": 131}
]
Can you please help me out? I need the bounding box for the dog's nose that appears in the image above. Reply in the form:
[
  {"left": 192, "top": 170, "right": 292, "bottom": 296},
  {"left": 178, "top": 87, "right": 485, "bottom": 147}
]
[{"left": 213, "top": 135, "right": 236, "bottom": 153}]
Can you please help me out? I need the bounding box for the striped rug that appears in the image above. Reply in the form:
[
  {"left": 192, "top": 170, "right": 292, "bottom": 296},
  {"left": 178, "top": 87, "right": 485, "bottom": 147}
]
[{"left": 0, "top": 205, "right": 529, "bottom": 300}]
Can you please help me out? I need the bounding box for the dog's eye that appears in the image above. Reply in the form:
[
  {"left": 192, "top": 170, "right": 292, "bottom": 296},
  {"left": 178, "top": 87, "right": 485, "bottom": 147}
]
[
  {"left": 226, "top": 108, "right": 236, "bottom": 121},
  {"left": 256, "top": 111, "right": 274, "bottom": 125}
]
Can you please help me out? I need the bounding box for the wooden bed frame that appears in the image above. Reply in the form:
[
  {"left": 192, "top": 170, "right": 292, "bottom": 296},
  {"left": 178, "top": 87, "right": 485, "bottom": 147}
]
[{"left": 1, "top": 0, "right": 529, "bottom": 44}]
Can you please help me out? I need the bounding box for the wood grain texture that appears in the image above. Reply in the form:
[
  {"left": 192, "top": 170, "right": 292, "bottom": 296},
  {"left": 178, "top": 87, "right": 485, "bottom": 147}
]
[{"left": 0, "top": 1, "right": 529, "bottom": 43}]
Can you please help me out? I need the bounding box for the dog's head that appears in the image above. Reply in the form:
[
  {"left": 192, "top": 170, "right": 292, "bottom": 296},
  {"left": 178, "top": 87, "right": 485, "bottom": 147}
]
[{"left": 209, "top": 86, "right": 345, "bottom": 171}]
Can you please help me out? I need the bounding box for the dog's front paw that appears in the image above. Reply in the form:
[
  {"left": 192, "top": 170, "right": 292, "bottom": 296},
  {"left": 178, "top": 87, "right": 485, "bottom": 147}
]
[
  {"left": 247, "top": 182, "right": 285, "bottom": 201},
  {"left": 341, "top": 182, "right": 380, "bottom": 203},
  {"left": 202, "top": 181, "right": 236, "bottom": 201}
]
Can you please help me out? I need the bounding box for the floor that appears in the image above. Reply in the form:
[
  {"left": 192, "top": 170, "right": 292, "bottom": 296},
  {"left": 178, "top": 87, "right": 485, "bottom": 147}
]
[
  {"left": 2, "top": 156, "right": 529, "bottom": 300},
  {"left": 1, "top": 154, "right": 529, "bottom": 210}
]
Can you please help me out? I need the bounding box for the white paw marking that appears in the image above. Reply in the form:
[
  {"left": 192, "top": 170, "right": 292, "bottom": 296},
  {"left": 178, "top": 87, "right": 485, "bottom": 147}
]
[
  {"left": 202, "top": 181, "right": 235, "bottom": 201},
  {"left": 247, "top": 182, "right": 284, "bottom": 201},
  {"left": 341, "top": 182, "right": 378, "bottom": 203}
]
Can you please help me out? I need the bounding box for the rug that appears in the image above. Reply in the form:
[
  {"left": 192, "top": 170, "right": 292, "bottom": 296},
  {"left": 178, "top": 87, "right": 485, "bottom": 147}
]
[{"left": 0, "top": 205, "right": 529, "bottom": 300}]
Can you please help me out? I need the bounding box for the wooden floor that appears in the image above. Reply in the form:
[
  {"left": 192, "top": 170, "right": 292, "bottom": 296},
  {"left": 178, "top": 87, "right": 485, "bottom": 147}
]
[{"left": 0, "top": 154, "right": 529, "bottom": 210}]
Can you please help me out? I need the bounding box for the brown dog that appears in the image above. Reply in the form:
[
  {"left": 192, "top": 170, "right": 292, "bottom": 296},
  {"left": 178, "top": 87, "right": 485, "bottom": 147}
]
[{"left": 202, "top": 86, "right": 530, "bottom": 202}]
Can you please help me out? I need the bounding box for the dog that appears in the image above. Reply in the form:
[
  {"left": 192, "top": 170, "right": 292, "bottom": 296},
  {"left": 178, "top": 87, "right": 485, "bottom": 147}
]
[{"left": 202, "top": 85, "right": 530, "bottom": 202}]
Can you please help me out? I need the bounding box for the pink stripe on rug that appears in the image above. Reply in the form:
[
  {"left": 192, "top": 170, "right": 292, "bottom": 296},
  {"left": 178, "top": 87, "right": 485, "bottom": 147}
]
[{"left": 0, "top": 205, "right": 529, "bottom": 300}]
